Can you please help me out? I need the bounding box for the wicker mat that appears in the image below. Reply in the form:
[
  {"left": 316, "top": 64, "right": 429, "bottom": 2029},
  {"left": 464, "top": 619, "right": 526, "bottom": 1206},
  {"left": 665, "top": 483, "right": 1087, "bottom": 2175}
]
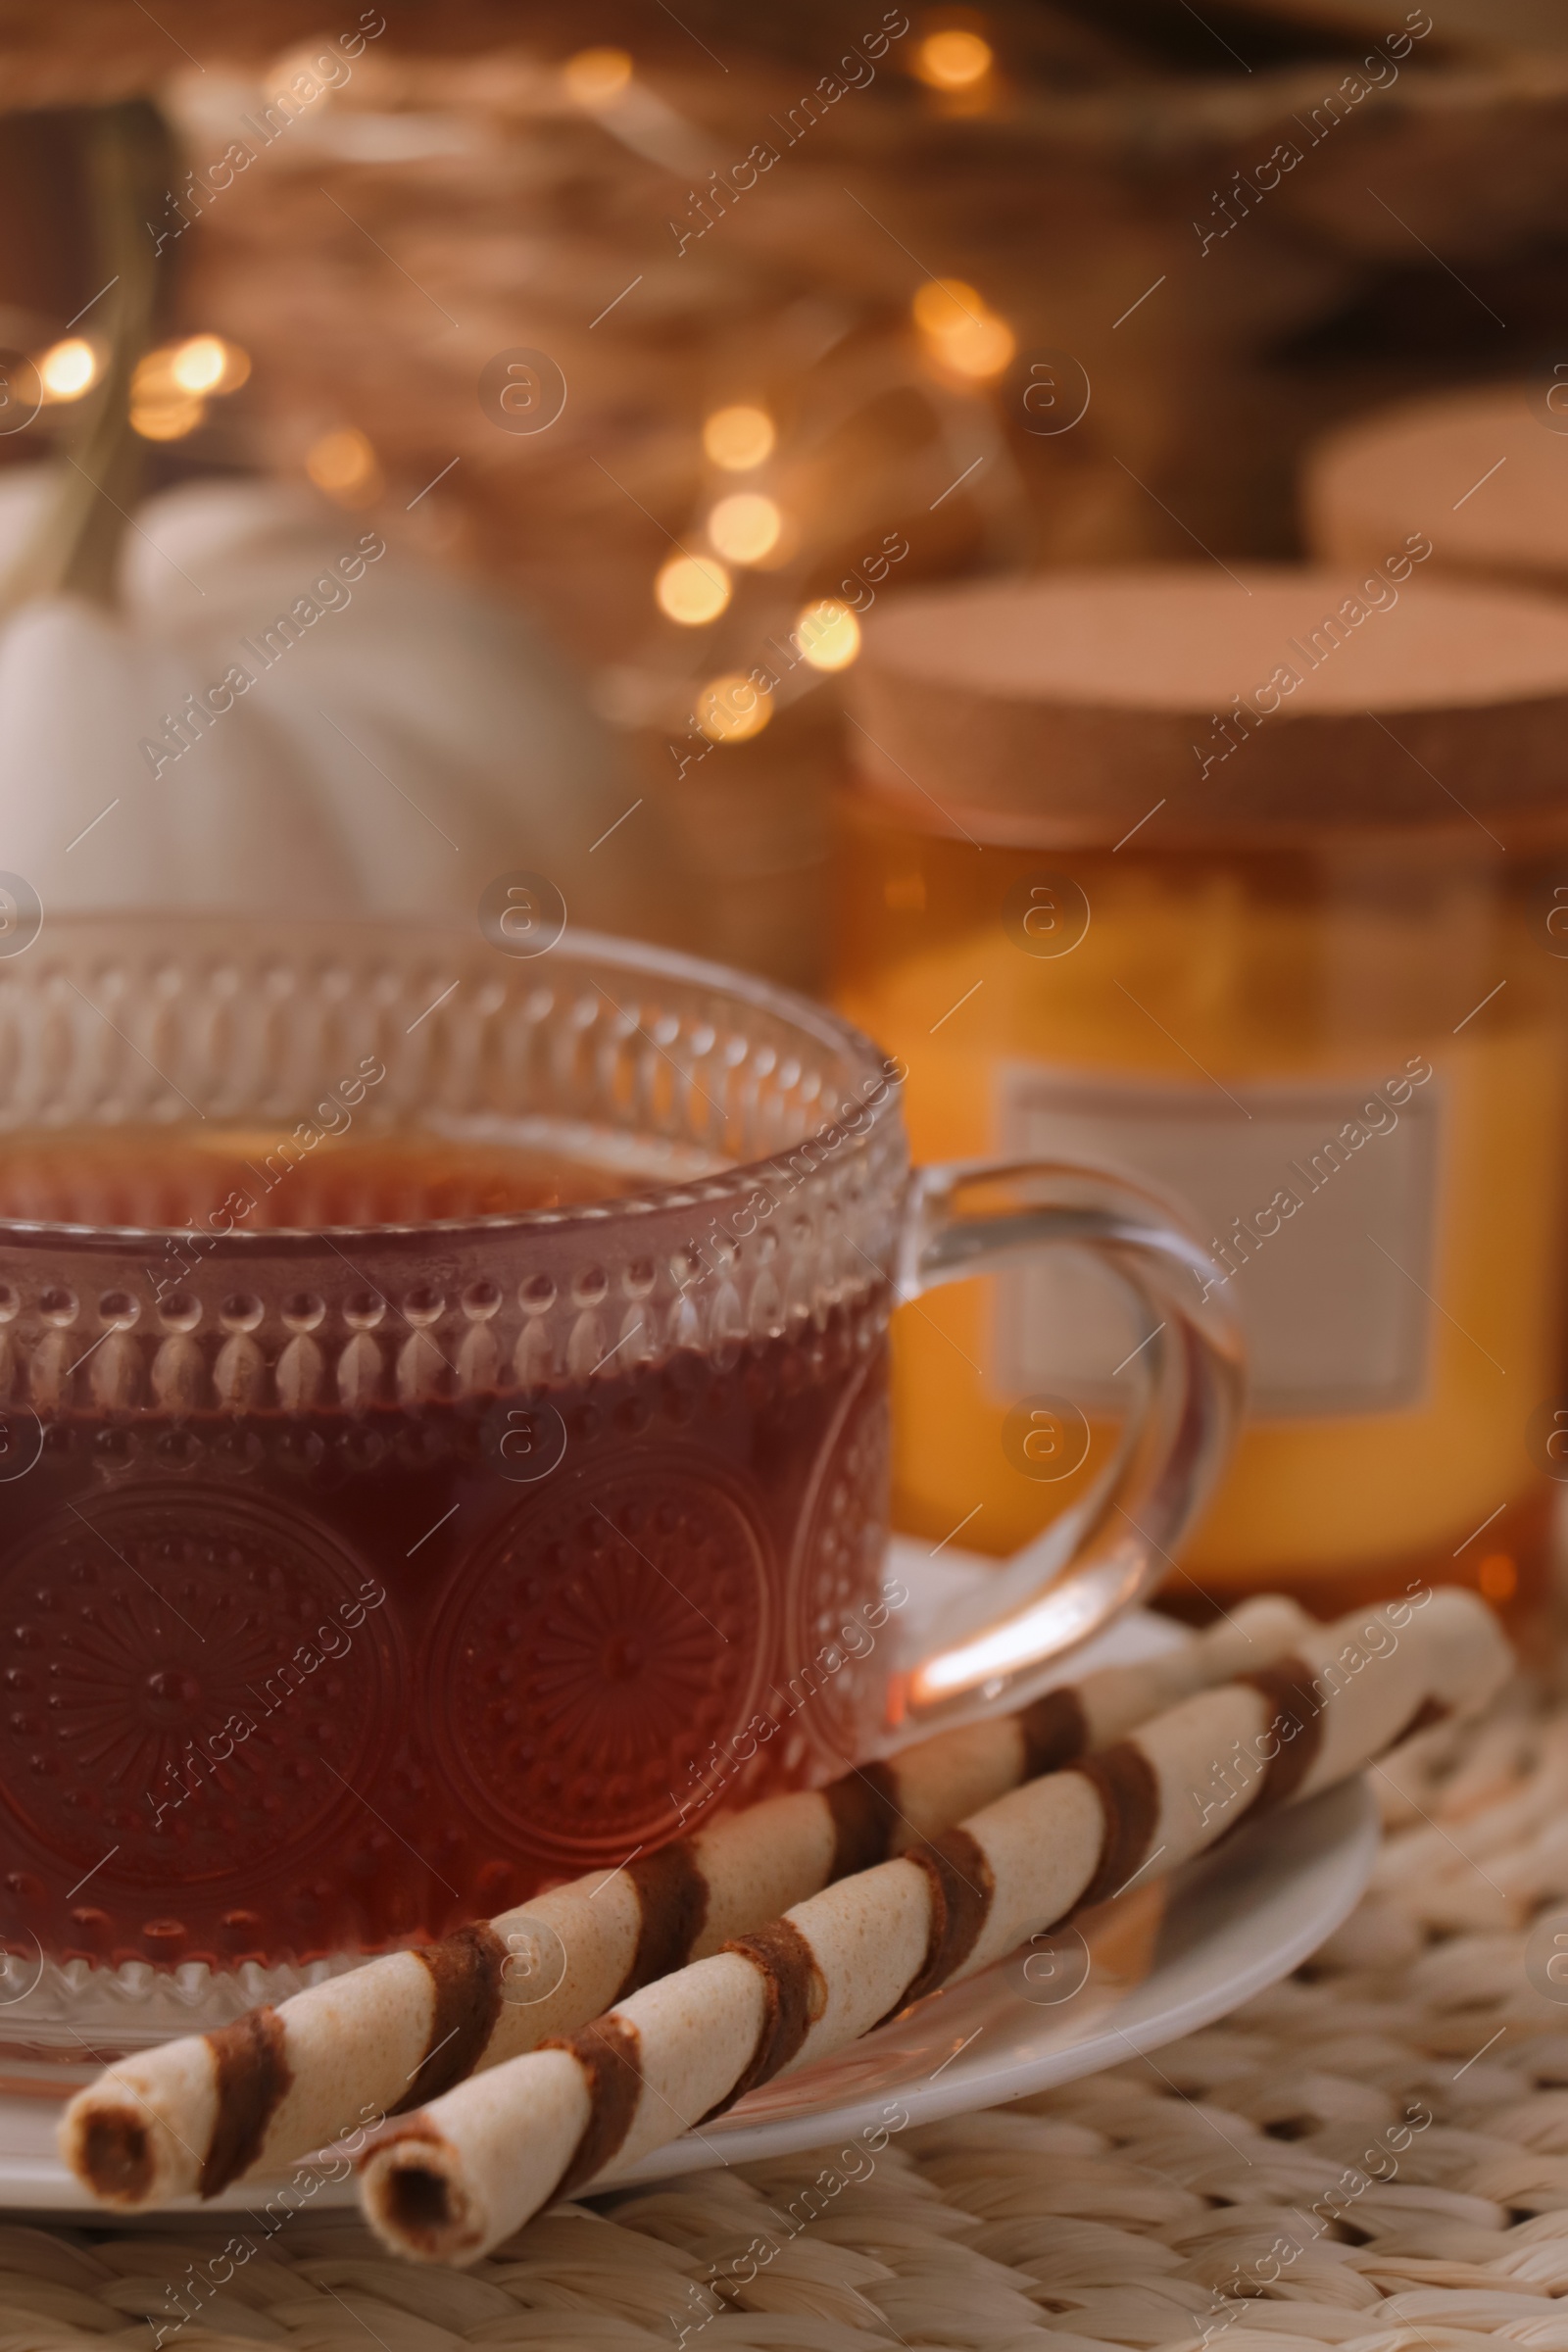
[{"left": 9, "top": 1689, "right": 1568, "bottom": 2352}]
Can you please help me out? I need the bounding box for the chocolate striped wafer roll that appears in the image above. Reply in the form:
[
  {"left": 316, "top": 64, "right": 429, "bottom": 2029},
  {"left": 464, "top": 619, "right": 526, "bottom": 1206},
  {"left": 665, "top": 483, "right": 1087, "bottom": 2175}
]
[
  {"left": 359, "top": 1588, "right": 1509, "bottom": 2266},
  {"left": 59, "top": 1594, "right": 1308, "bottom": 2209}
]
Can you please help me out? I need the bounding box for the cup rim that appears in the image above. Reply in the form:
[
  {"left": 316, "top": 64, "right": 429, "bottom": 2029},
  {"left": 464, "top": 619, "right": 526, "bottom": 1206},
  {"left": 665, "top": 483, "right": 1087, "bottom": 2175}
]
[{"left": 0, "top": 912, "right": 906, "bottom": 1246}]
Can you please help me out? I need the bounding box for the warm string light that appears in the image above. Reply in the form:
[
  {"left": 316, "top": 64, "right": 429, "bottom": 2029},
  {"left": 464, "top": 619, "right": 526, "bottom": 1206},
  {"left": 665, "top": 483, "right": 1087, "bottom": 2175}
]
[
  {"left": 913, "top": 27, "right": 995, "bottom": 89},
  {"left": 564, "top": 46, "right": 633, "bottom": 108},
  {"left": 657, "top": 553, "right": 731, "bottom": 624},
  {"left": 306, "top": 425, "right": 383, "bottom": 505},
  {"left": 703, "top": 405, "right": 775, "bottom": 470},
  {"left": 708, "top": 491, "right": 782, "bottom": 564},
  {"left": 37, "top": 339, "right": 96, "bottom": 401},
  {"left": 131, "top": 395, "right": 205, "bottom": 442},
  {"left": 171, "top": 335, "right": 241, "bottom": 394},
  {"left": 912, "top": 275, "right": 1014, "bottom": 380},
  {"left": 795, "top": 599, "right": 860, "bottom": 672},
  {"left": 696, "top": 673, "right": 771, "bottom": 743},
  {"left": 660, "top": 409, "right": 860, "bottom": 739},
  {"left": 128, "top": 337, "right": 250, "bottom": 440},
  {"left": 657, "top": 411, "right": 783, "bottom": 637},
  {"left": 31, "top": 331, "right": 254, "bottom": 437},
  {"left": 1478, "top": 1553, "right": 1517, "bottom": 1603}
]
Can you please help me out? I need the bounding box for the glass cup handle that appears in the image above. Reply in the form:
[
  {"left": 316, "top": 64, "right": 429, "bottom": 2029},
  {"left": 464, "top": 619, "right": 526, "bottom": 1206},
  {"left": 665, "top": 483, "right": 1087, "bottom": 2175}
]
[{"left": 888, "top": 1156, "right": 1246, "bottom": 1736}]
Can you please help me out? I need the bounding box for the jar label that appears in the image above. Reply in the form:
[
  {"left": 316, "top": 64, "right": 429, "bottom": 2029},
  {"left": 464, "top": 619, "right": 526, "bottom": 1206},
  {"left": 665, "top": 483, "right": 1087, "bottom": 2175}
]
[{"left": 994, "top": 1058, "right": 1443, "bottom": 1421}]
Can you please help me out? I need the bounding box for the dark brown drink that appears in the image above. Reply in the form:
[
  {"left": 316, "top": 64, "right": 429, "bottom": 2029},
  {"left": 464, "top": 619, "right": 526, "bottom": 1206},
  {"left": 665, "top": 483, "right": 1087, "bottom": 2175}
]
[{"left": 0, "top": 1128, "right": 892, "bottom": 1972}]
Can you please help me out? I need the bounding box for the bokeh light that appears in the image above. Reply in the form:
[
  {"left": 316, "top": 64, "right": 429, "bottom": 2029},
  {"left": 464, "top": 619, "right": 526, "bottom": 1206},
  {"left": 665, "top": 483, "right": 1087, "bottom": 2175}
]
[
  {"left": 131, "top": 395, "right": 205, "bottom": 441},
  {"left": 125, "top": 337, "right": 251, "bottom": 437},
  {"left": 912, "top": 276, "right": 1015, "bottom": 380},
  {"left": 911, "top": 277, "right": 983, "bottom": 336},
  {"left": 914, "top": 29, "right": 994, "bottom": 89},
  {"left": 796, "top": 599, "right": 861, "bottom": 671},
  {"left": 709, "top": 492, "right": 782, "bottom": 564},
  {"left": 37, "top": 339, "right": 96, "bottom": 401},
  {"left": 306, "top": 426, "right": 384, "bottom": 505},
  {"left": 564, "top": 47, "right": 633, "bottom": 107},
  {"left": 703, "top": 405, "right": 775, "bottom": 470},
  {"left": 656, "top": 553, "right": 731, "bottom": 624},
  {"left": 129, "top": 347, "right": 205, "bottom": 439},
  {"left": 934, "top": 312, "right": 1014, "bottom": 378},
  {"left": 1479, "top": 1553, "right": 1518, "bottom": 1602},
  {"left": 171, "top": 335, "right": 249, "bottom": 394},
  {"left": 697, "top": 673, "right": 771, "bottom": 742}
]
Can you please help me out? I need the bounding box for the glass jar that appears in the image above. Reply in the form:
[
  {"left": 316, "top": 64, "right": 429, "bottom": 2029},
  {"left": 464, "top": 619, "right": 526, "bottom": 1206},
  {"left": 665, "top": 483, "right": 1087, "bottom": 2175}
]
[
  {"left": 1304, "top": 380, "right": 1568, "bottom": 599},
  {"left": 835, "top": 566, "right": 1568, "bottom": 1620}
]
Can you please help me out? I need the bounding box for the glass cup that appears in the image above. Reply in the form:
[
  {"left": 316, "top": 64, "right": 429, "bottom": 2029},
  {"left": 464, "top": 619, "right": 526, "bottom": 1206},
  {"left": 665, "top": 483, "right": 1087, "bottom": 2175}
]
[{"left": 0, "top": 913, "right": 1238, "bottom": 2070}]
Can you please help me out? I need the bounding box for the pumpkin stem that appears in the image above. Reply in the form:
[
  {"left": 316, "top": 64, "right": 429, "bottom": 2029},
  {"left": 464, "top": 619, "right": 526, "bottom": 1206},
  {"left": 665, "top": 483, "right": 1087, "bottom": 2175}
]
[{"left": 0, "top": 98, "right": 177, "bottom": 615}]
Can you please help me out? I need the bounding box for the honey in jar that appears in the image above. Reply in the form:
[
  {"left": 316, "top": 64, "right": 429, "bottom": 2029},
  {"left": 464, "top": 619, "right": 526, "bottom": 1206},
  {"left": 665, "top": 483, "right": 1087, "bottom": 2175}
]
[{"left": 835, "top": 566, "right": 1568, "bottom": 1619}]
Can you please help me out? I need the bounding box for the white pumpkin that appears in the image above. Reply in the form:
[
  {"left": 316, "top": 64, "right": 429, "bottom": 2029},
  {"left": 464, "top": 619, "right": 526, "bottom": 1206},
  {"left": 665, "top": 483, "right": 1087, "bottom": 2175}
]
[{"left": 0, "top": 466, "right": 687, "bottom": 939}]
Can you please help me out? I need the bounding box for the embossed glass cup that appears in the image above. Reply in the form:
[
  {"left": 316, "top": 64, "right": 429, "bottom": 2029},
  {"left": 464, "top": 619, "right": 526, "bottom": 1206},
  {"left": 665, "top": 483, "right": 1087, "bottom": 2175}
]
[{"left": 0, "top": 914, "right": 1239, "bottom": 2067}]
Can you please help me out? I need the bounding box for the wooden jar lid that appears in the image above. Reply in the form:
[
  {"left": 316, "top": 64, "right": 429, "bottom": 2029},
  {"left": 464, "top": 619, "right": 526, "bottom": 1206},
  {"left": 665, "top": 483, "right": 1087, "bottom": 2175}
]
[
  {"left": 1303, "top": 384, "right": 1568, "bottom": 596},
  {"left": 846, "top": 565, "right": 1568, "bottom": 845}
]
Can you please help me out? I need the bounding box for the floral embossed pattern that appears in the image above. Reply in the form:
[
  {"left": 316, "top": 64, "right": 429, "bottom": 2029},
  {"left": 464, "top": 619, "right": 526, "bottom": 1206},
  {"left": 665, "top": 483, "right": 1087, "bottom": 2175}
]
[
  {"left": 0, "top": 1490, "right": 398, "bottom": 1962},
  {"left": 431, "top": 1456, "right": 771, "bottom": 1862}
]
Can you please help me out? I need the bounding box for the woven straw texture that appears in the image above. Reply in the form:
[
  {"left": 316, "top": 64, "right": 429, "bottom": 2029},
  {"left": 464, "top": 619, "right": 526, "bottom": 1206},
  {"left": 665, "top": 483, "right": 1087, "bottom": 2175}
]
[{"left": 6, "top": 1689, "right": 1568, "bottom": 2352}]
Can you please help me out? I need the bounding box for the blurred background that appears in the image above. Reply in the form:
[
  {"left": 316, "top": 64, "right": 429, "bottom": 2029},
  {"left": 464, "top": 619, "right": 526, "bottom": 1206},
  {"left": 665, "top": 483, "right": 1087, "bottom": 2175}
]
[{"left": 6, "top": 0, "right": 1568, "bottom": 1622}]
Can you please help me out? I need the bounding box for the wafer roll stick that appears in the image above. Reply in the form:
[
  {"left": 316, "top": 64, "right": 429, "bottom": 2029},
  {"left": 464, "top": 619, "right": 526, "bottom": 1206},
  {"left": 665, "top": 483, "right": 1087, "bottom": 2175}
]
[
  {"left": 360, "top": 1589, "right": 1510, "bottom": 2266},
  {"left": 60, "top": 1596, "right": 1308, "bottom": 2210}
]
